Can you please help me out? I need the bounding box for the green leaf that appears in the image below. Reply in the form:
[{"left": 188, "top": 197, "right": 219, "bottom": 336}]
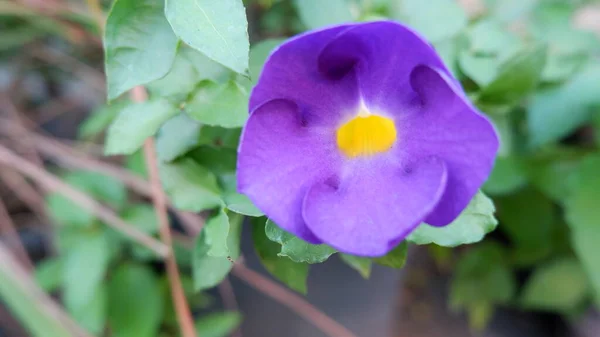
[
  {"left": 265, "top": 219, "right": 336, "bottom": 264},
  {"left": 528, "top": 63, "right": 600, "bottom": 148},
  {"left": 72, "top": 172, "right": 127, "bottom": 208},
  {"left": 190, "top": 146, "right": 237, "bottom": 174},
  {"left": 485, "top": 112, "right": 513, "bottom": 157},
  {"left": 466, "top": 301, "right": 494, "bottom": 331},
  {"left": 194, "top": 213, "right": 243, "bottom": 290},
  {"left": 0, "top": 246, "right": 76, "bottom": 337},
  {"left": 483, "top": 156, "right": 527, "bottom": 195},
  {"left": 179, "top": 45, "right": 230, "bottom": 82},
  {"left": 78, "top": 100, "right": 128, "bottom": 139},
  {"left": 394, "top": 0, "right": 467, "bottom": 42},
  {"left": 543, "top": 51, "right": 588, "bottom": 83},
  {"left": 104, "top": 0, "right": 178, "bottom": 100},
  {"left": 524, "top": 147, "right": 585, "bottom": 203},
  {"left": 0, "top": 25, "right": 48, "bottom": 52},
  {"left": 34, "top": 257, "right": 63, "bottom": 292},
  {"left": 252, "top": 218, "right": 309, "bottom": 293},
  {"left": 529, "top": 1, "right": 574, "bottom": 38},
  {"left": 450, "top": 242, "right": 516, "bottom": 311},
  {"left": 467, "top": 19, "right": 520, "bottom": 56},
  {"left": 159, "top": 158, "right": 223, "bottom": 212},
  {"left": 408, "top": 191, "right": 498, "bottom": 247},
  {"left": 121, "top": 204, "right": 158, "bottom": 234},
  {"left": 536, "top": 21, "right": 597, "bottom": 82},
  {"left": 249, "top": 39, "right": 284, "bottom": 85},
  {"left": 105, "top": 99, "right": 177, "bottom": 155},
  {"left": 195, "top": 312, "right": 242, "bottom": 337},
  {"left": 71, "top": 285, "right": 107, "bottom": 335},
  {"left": 595, "top": 112, "right": 600, "bottom": 147},
  {"left": 496, "top": 187, "right": 555, "bottom": 248},
  {"left": 497, "top": 187, "right": 559, "bottom": 267},
  {"left": 120, "top": 204, "right": 159, "bottom": 260},
  {"left": 126, "top": 150, "right": 148, "bottom": 178},
  {"left": 46, "top": 193, "right": 92, "bottom": 227},
  {"left": 186, "top": 81, "right": 249, "bottom": 128},
  {"left": 204, "top": 209, "right": 230, "bottom": 257},
  {"left": 433, "top": 38, "right": 461, "bottom": 77},
  {"left": 483, "top": 0, "right": 536, "bottom": 22},
  {"left": 224, "top": 192, "right": 263, "bottom": 217},
  {"left": 156, "top": 114, "right": 202, "bottom": 162},
  {"left": 373, "top": 241, "right": 407, "bottom": 268},
  {"left": 293, "top": 0, "right": 353, "bottom": 29},
  {"left": 165, "top": 0, "right": 249, "bottom": 75},
  {"left": 46, "top": 171, "right": 127, "bottom": 226},
  {"left": 196, "top": 126, "right": 242, "bottom": 149},
  {"left": 478, "top": 44, "right": 547, "bottom": 105},
  {"left": 520, "top": 258, "right": 589, "bottom": 312},
  {"left": 565, "top": 154, "right": 600, "bottom": 306},
  {"left": 340, "top": 254, "right": 372, "bottom": 279},
  {"left": 63, "top": 231, "right": 110, "bottom": 315},
  {"left": 458, "top": 53, "right": 498, "bottom": 87},
  {"left": 146, "top": 49, "right": 200, "bottom": 102},
  {"left": 108, "top": 264, "right": 164, "bottom": 337},
  {"left": 459, "top": 19, "right": 521, "bottom": 86}
]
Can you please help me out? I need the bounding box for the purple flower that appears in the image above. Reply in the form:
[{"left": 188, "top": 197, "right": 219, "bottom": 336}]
[{"left": 237, "top": 21, "right": 499, "bottom": 256}]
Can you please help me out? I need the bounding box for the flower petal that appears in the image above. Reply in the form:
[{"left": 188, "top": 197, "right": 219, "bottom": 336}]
[
  {"left": 237, "top": 99, "right": 343, "bottom": 243},
  {"left": 302, "top": 156, "right": 447, "bottom": 256},
  {"left": 250, "top": 25, "right": 360, "bottom": 127},
  {"left": 317, "top": 21, "right": 451, "bottom": 112},
  {"left": 402, "top": 65, "right": 499, "bottom": 226}
]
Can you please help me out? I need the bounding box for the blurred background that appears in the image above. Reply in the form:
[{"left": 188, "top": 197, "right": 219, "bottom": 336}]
[{"left": 1, "top": 0, "right": 600, "bottom": 336}]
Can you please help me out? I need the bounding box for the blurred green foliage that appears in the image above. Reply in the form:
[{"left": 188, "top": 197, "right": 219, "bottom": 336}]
[{"left": 2, "top": 0, "right": 600, "bottom": 335}]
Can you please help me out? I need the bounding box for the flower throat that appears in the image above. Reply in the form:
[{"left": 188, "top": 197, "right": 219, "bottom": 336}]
[{"left": 336, "top": 107, "right": 397, "bottom": 158}]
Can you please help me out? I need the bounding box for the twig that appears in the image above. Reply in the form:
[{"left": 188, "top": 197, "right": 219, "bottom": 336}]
[
  {"left": 28, "top": 45, "right": 105, "bottom": 92},
  {"left": 0, "top": 144, "right": 169, "bottom": 258},
  {"left": 0, "top": 94, "right": 44, "bottom": 168},
  {"left": 8, "top": 0, "right": 96, "bottom": 45},
  {"left": 85, "top": 0, "right": 105, "bottom": 31},
  {"left": 23, "top": 131, "right": 204, "bottom": 235},
  {"left": 218, "top": 278, "right": 242, "bottom": 337},
  {"left": 16, "top": 0, "right": 93, "bottom": 21},
  {"left": 0, "top": 169, "right": 46, "bottom": 219},
  {"left": 134, "top": 86, "right": 197, "bottom": 337},
  {"left": 32, "top": 95, "right": 81, "bottom": 127},
  {"left": 33, "top": 133, "right": 152, "bottom": 194},
  {"left": 0, "top": 241, "right": 94, "bottom": 337},
  {"left": 218, "top": 277, "right": 240, "bottom": 313},
  {"left": 0, "top": 198, "right": 35, "bottom": 271},
  {"left": 231, "top": 263, "right": 359, "bottom": 337}
]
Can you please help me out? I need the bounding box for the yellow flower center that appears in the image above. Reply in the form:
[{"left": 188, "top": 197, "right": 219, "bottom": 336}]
[{"left": 336, "top": 108, "right": 397, "bottom": 158}]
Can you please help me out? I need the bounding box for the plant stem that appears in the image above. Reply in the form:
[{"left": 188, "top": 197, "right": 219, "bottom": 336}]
[
  {"left": 0, "top": 144, "right": 169, "bottom": 257},
  {"left": 134, "top": 86, "right": 198, "bottom": 337},
  {"left": 231, "top": 263, "right": 358, "bottom": 337}
]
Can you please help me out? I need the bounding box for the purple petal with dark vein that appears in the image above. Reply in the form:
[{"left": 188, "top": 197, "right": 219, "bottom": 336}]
[
  {"left": 302, "top": 156, "right": 447, "bottom": 256},
  {"left": 317, "top": 21, "right": 453, "bottom": 114},
  {"left": 237, "top": 99, "right": 343, "bottom": 243},
  {"left": 401, "top": 65, "right": 499, "bottom": 226},
  {"left": 250, "top": 24, "right": 360, "bottom": 128}
]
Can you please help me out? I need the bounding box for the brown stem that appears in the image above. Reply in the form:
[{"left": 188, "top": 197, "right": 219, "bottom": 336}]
[
  {"left": 24, "top": 131, "right": 204, "bottom": 235},
  {"left": 0, "top": 169, "right": 47, "bottom": 219},
  {"left": 0, "top": 144, "right": 169, "bottom": 257},
  {"left": 231, "top": 263, "right": 358, "bottom": 337},
  {"left": 0, "top": 94, "right": 44, "bottom": 168},
  {"left": 218, "top": 277, "right": 242, "bottom": 337},
  {"left": 0, "top": 198, "right": 35, "bottom": 271},
  {"left": 85, "top": 0, "right": 104, "bottom": 31},
  {"left": 28, "top": 46, "right": 105, "bottom": 92},
  {"left": 133, "top": 86, "right": 197, "bottom": 337}
]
